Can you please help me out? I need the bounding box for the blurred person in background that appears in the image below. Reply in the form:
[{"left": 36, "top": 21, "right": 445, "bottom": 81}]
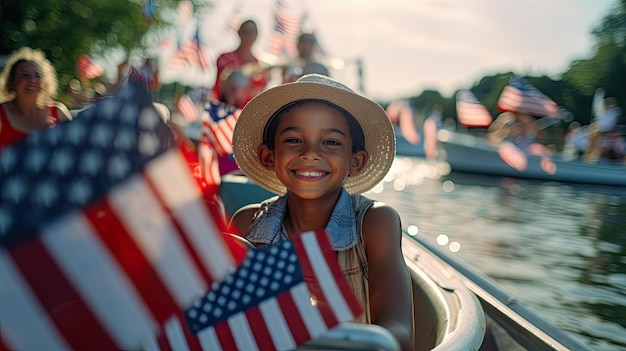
[
  {"left": 0, "top": 47, "right": 72, "bottom": 149},
  {"left": 282, "top": 33, "right": 329, "bottom": 83},
  {"left": 212, "top": 19, "right": 269, "bottom": 107},
  {"left": 586, "top": 97, "right": 625, "bottom": 161}
]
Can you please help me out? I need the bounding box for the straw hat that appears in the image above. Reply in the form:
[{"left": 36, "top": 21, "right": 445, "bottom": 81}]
[{"left": 232, "top": 74, "right": 395, "bottom": 195}]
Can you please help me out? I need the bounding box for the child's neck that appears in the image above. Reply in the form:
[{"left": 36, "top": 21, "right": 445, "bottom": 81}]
[{"left": 284, "top": 193, "right": 340, "bottom": 237}]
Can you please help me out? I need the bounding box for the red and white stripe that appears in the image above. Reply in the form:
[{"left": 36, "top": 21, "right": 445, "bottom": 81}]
[
  {"left": 456, "top": 91, "right": 493, "bottom": 127},
  {"left": 0, "top": 149, "right": 242, "bottom": 350},
  {"left": 197, "top": 230, "right": 362, "bottom": 351},
  {"left": 497, "top": 86, "right": 558, "bottom": 117},
  {"left": 200, "top": 110, "right": 239, "bottom": 157},
  {"left": 197, "top": 142, "right": 221, "bottom": 189},
  {"left": 497, "top": 140, "right": 528, "bottom": 172},
  {"left": 265, "top": 3, "right": 301, "bottom": 57},
  {"left": 176, "top": 94, "right": 201, "bottom": 123},
  {"left": 77, "top": 55, "right": 104, "bottom": 80},
  {"left": 169, "top": 41, "right": 210, "bottom": 72}
]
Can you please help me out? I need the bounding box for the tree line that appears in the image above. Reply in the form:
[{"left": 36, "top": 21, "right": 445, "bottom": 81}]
[{"left": 396, "top": 0, "right": 626, "bottom": 129}]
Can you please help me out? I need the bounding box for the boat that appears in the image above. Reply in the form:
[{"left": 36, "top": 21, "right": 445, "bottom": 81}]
[
  {"left": 437, "top": 129, "right": 626, "bottom": 187},
  {"left": 395, "top": 130, "right": 426, "bottom": 158},
  {"left": 218, "top": 174, "right": 593, "bottom": 350}
]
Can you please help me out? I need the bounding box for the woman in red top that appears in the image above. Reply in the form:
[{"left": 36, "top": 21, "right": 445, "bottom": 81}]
[
  {"left": 212, "top": 19, "right": 270, "bottom": 109},
  {"left": 0, "top": 47, "right": 72, "bottom": 148}
]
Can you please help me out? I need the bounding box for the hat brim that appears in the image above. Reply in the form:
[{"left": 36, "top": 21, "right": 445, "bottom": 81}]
[{"left": 232, "top": 76, "right": 396, "bottom": 195}]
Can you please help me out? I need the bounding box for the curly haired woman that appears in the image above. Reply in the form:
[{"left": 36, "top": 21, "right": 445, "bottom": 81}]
[{"left": 0, "top": 47, "right": 72, "bottom": 148}]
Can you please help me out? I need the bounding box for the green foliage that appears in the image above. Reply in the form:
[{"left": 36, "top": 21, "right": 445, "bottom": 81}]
[{"left": 0, "top": 0, "right": 204, "bottom": 89}]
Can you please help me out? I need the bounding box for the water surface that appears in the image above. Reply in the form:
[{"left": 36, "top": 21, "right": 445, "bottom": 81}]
[{"left": 366, "top": 156, "right": 626, "bottom": 350}]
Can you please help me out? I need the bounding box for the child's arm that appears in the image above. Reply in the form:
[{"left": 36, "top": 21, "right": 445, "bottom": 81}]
[{"left": 363, "top": 203, "right": 414, "bottom": 351}]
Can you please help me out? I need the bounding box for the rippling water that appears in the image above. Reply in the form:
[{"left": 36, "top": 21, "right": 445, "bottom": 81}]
[{"left": 366, "top": 156, "right": 626, "bottom": 351}]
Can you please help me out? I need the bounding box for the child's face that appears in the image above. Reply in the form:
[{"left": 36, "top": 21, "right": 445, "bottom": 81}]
[{"left": 259, "top": 101, "right": 367, "bottom": 199}]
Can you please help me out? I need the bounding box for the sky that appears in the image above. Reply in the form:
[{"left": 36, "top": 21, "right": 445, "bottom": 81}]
[{"left": 153, "top": 0, "right": 616, "bottom": 102}]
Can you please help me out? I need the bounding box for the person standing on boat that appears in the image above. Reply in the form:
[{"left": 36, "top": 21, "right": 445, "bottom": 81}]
[
  {"left": 282, "top": 33, "right": 330, "bottom": 83},
  {"left": 212, "top": 19, "right": 269, "bottom": 108},
  {"left": 229, "top": 74, "right": 414, "bottom": 350},
  {"left": 0, "top": 47, "right": 72, "bottom": 149},
  {"left": 423, "top": 104, "right": 444, "bottom": 159},
  {"left": 586, "top": 97, "right": 625, "bottom": 161}
]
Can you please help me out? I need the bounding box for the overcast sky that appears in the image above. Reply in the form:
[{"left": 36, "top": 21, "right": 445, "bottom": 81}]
[{"left": 157, "top": 0, "right": 615, "bottom": 101}]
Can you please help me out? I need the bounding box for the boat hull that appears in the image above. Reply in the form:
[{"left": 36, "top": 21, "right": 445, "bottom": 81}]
[{"left": 438, "top": 130, "right": 626, "bottom": 186}]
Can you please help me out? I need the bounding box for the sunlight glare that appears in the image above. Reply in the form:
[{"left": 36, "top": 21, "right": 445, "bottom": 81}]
[
  {"left": 436, "top": 234, "right": 449, "bottom": 246},
  {"left": 449, "top": 241, "right": 461, "bottom": 253},
  {"left": 442, "top": 180, "right": 455, "bottom": 192}
]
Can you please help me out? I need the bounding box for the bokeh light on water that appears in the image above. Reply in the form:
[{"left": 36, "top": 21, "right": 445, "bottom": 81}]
[{"left": 367, "top": 156, "right": 626, "bottom": 350}]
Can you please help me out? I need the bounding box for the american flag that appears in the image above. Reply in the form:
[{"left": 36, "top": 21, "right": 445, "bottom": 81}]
[
  {"left": 0, "top": 79, "right": 247, "bottom": 350},
  {"left": 197, "top": 100, "right": 241, "bottom": 188},
  {"left": 385, "top": 99, "right": 420, "bottom": 145},
  {"left": 174, "top": 88, "right": 212, "bottom": 123},
  {"left": 169, "top": 24, "right": 211, "bottom": 72},
  {"left": 185, "top": 229, "right": 363, "bottom": 351},
  {"left": 201, "top": 101, "right": 240, "bottom": 157},
  {"left": 456, "top": 90, "right": 493, "bottom": 127},
  {"left": 265, "top": 0, "right": 302, "bottom": 57},
  {"left": 497, "top": 75, "right": 558, "bottom": 117},
  {"left": 176, "top": 94, "right": 202, "bottom": 123},
  {"left": 76, "top": 55, "right": 104, "bottom": 80}
]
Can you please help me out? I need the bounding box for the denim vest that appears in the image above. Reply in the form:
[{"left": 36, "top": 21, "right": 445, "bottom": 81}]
[{"left": 244, "top": 189, "right": 374, "bottom": 323}]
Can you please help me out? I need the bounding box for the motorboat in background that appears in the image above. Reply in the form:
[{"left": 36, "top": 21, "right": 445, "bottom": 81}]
[{"left": 437, "top": 129, "right": 626, "bottom": 187}]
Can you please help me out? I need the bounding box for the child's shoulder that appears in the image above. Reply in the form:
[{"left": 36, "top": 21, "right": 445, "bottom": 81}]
[
  {"left": 365, "top": 200, "right": 400, "bottom": 220},
  {"left": 361, "top": 199, "right": 402, "bottom": 241},
  {"left": 230, "top": 203, "right": 262, "bottom": 235}
]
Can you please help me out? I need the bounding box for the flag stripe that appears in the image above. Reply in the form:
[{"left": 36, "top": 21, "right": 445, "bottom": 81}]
[
  {"left": 228, "top": 312, "right": 258, "bottom": 350},
  {"left": 0, "top": 250, "right": 69, "bottom": 351},
  {"left": 214, "top": 322, "right": 239, "bottom": 350},
  {"left": 198, "top": 143, "right": 221, "bottom": 189},
  {"left": 498, "top": 141, "right": 528, "bottom": 171},
  {"left": 197, "top": 326, "right": 221, "bottom": 350},
  {"left": 8, "top": 238, "right": 119, "bottom": 350},
  {"left": 109, "top": 175, "right": 207, "bottom": 307},
  {"left": 456, "top": 90, "right": 493, "bottom": 127},
  {"left": 84, "top": 200, "right": 180, "bottom": 324},
  {"left": 142, "top": 176, "right": 216, "bottom": 287},
  {"left": 260, "top": 297, "right": 298, "bottom": 350},
  {"left": 290, "top": 283, "right": 328, "bottom": 339},
  {"left": 243, "top": 305, "right": 276, "bottom": 351},
  {"left": 497, "top": 76, "right": 558, "bottom": 117},
  {"left": 313, "top": 231, "right": 363, "bottom": 316},
  {"left": 201, "top": 112, "right": 238, "bottom": 157},
  {"left": 156, "top": 328, "right": 173, "bottom": 351},
  {"left": 177, "top": 95, "right": 201, "bottom": 123},
  {"left": 41, "top": 212, "right": 156, "bottom": 348},
  {"left": 276, "top": 290, "right": 312, "bottom": 346},
  {"left": 147, "top": 150, "right": 235, "bottom": 281},
  {"left": 164, "top": 315, "right": 203, "bottom": 351},
  {"left": 293, "top": 232, "right": 341, "bottom": 326}
]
